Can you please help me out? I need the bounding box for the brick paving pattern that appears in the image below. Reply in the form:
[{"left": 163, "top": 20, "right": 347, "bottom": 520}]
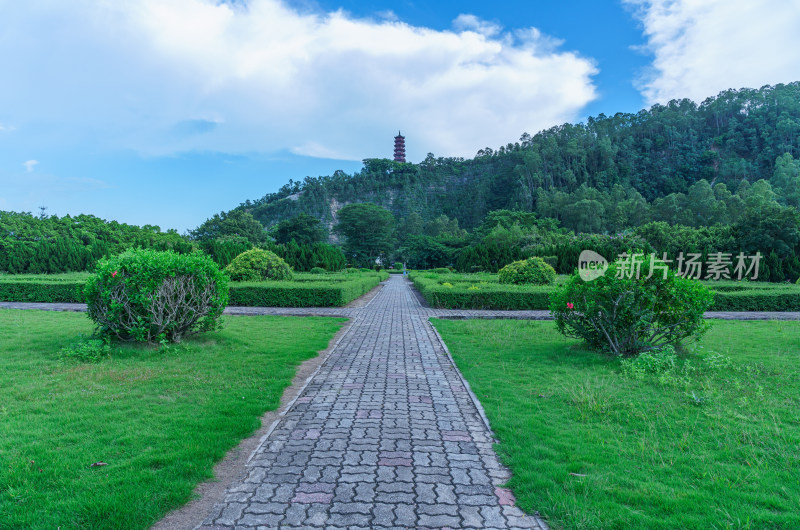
[{"left": 198, "top": 275, "right": 548, "bottom": 529}]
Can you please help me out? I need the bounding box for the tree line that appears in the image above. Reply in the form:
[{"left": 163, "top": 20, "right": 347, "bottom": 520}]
[{"left": 4, "top": 82, "right": 800, "bottom": 281}]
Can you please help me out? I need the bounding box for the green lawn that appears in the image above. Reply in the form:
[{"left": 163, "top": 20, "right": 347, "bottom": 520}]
[
  {"left": 433, "top": 319, "right": 800, "bottom": 530},
  {"left": 0, "top": 309, "right": 345, "bottom": 530}
]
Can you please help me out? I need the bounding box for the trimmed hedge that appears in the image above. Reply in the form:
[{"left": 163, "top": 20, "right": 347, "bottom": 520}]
[
  {"left": 229, "top": 274, "right": 385, "bottom": 307},
  {"left": 711, "top": 288, "right": 800, "bottom": 311},
  {"left": 4, "top": 272, "right": 798, "bottom": 311},
  {"left": 410, "top": 272, "right": 556, "bottom": 310},
  {"left": 498, "top": 257, "right": 556, "bottom": 286},
  {"left": 0, "top": 271, "right": 389, "bottom": 307},
  {"left": 0, "top": 279, "right": 86, "bottom": 303},
  {"left": 409, "top": 272, "right": 800, "bottom": 311},
  {"left": 225, "top": 248, "right": 293, "bottom": 282}
]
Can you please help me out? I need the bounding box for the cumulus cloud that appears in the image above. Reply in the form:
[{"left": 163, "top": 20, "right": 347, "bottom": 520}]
[
  {"left": 23, "top": 160, "right": 38, "bottom": 173},
  {"left": 628, "top": 0, "right": 800, "bottom": 104},
  {"left": 0, "top": 0, "right": 598, "bottom": 160},
  {"left": 452, "top": 14, "right": 502, "bottom": 37}
]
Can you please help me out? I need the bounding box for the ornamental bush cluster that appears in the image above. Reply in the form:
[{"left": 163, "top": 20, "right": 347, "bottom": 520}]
[
  {"left": 498, "top": 257, "right": 556, "bottom": 285},
  {"left": 84, "top": 249, "right": 228, "bottom": 343},
  {"left": 550, "top": 254, "right": 713, "bottom": 356},
  {"left": 224, "top": 249, "right": 293, "bottom": 282}
]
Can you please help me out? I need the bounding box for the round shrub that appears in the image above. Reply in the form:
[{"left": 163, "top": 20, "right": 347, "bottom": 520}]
[
  {"left": 310, "top": 267, "right": 326, "bottom": 274},
  {"left": 430, "top": 268, "right": 451, "bottom": 274},
  {"left": 84, "top": 248, "right": 228, "bottom": 343},
  {"left": 345, "top": 267, "right": 360, "bottom": 274},
  {"left": 225, "top": 249, "right": 293, "bottom": 282},
  {"left": 550, "top": 254, "right": 713, "bottom": 356},
  {"left": 498, "top": 257, "right": 556, "bottom": 285}
]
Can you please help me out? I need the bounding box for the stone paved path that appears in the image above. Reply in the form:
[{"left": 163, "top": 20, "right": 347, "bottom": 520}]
[
  {"left": 3, "top": 301, "right": 799, "bottom": 321},
  {"left": 198, "top": 275, "right": 548, "bottom": 529}
]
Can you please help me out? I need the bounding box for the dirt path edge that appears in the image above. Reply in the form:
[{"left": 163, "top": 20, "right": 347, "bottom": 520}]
[{"left": 150, "top": 318, "right": 354, "bottom": 530}]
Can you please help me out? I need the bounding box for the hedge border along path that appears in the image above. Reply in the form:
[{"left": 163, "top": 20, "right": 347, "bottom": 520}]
[
  {"left": 3, "top": 301, "right": 800, "bottom": 321},
  {"left": 5, "top": 271, "right": 800, "bottom": 312},
  {"left": 409, "top": 271, "right": 800, "bottom": 312},
  {"left": 0, "top": 271, "right": 389, "bottom": 307}
]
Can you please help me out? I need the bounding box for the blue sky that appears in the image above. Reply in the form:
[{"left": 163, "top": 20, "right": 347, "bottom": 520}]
[{"left": 1, "top": 0, "right": 799, "bottom": 232}]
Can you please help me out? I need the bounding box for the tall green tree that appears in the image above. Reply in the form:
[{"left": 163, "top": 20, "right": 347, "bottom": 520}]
[
  {"left": 273, "top": 213, "right": 326, "bottom": 246},
  {"left": 771, "top": 153, "right": 800, "bottom": 207},
  {"left": 190, "top": 210, "right": 266, "bottom": 244},
  {"left": 334, "top": 203, "right": 395, "bottom": 266}
]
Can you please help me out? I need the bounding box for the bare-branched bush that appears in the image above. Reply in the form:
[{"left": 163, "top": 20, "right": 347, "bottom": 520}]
[{"left": 84, "top": 249, "right": 228, "bottom": 343}]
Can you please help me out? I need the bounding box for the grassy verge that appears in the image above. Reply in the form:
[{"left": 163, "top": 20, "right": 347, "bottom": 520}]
[
  {"left": 432, "top": 318, "right": 800, "bottom": 529},
  {"left": 0, "top": 309, "right": 346, "bottom": 529},
  {"left": 411, "top": 271, "right": 800, "bottom": 311},
  {"left": 0, "top": 271, "right": 389, "bottom": 306}
]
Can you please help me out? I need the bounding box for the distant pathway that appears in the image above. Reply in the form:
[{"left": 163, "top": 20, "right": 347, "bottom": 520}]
[
  {"left": 198, "top": 275, "right": 547, "bottom": 529},
  {"left": 2, "top": 300, "right": 799, "bottom": 321}
]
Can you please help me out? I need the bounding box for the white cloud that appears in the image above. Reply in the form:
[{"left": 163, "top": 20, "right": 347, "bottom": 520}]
[
  {"left": 0, "top": 0, "right": 598, "bottom": 160},
  {"left": 628, "top": 0, "right": 800, "bottom": 104},
  {"left": 23, "top": 160, "right": 38, "bottom": 173},
  {"left": 0, "top": 123, "right": 15, "bottom": 132},
  {"left": 452, "top": 14, "right": 502, "bottom": 37}
]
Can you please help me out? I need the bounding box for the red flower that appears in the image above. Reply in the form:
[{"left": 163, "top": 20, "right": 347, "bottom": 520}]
[
  {"left": 566, "top": 302, "right": 574, "bottom": 309},
  {"left": 112, "top": 271, "right": 118, "bottom": 278}
]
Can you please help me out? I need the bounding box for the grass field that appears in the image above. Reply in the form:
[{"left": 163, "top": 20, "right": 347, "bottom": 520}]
[
  {"left": 0, "top": 309, "right": 345, "bottom": 530},
  {"left": 433, "top": 318, "right": 800, "bottom": 530}
]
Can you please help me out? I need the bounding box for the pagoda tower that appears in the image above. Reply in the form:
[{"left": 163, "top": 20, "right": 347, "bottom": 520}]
[{"left": 393, "top": 131, "right": 406, "bottom": 163}]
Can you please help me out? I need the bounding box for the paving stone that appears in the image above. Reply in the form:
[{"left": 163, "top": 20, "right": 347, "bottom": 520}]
[
  {"left": 372, "top": 502, "right": 395, "bottom": 526},
  {"left": 394, "top": 503, "right": 417, "bottom": 527},
  {"left": 418, "top": 503, "right": 459, "bottom": 516},
  {"left": 214, "top": 503, "right": 245, "bottom": 525},
  {"left": 245, "top": 502, "right": 285, "bottom": 514},
  {"left": 327, "top": 512, "right": 371, "bottom": 526},
  {"left": 290, "top": 492, "right": 333, "bottom": 504},
  {"left": 461, "top": 505, "right": 485, "bottom": 528},
  {"left": 418, "top": 513, "right": 462, "bottom": 527},
  {"left": 329, "top": 501, "right": 371, "bottom": 514}
]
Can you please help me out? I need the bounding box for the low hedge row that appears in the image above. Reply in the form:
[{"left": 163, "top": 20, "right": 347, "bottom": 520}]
[
  {"left": 0, "top": 280, "right": 86, "bottom": 303},
  {"left": 410, "top": 272, "right": 800, "bottom": 311},
  {"left": 229, "top": 273, "right": 386, "bottom": 307},
  {"left": 0, "top": 271, "right": 389, "bottom": 307},
  {"left": 410, "top": 273, "right": 556, "bottom": 310},
  {"left": 710, "top": 288, "right": 800, "bottom": 311}
]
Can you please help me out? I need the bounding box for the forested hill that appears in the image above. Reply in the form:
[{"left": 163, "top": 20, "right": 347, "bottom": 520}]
[{"left": 227, "top": 82, "right": 800, "bottom": 234}]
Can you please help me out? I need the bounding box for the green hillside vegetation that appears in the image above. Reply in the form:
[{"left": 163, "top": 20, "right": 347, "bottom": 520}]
[
  {"left": 3, "top": 83, "right": 800, "bottom": 280},
  {"left": 218, "top": 82, "right": 800, "bottom": 279},
  {"left": 238, "top": 82, "right": 800, "bottom": 232}
]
